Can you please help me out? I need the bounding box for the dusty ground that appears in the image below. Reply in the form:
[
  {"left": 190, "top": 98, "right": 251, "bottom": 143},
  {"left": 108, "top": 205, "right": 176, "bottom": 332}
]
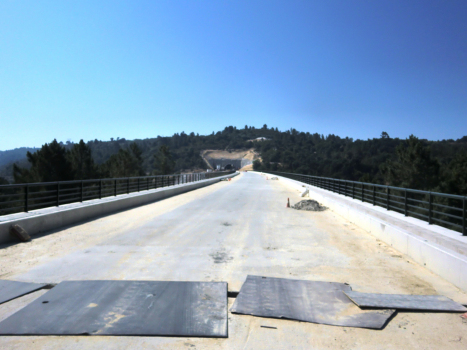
[
  {"left": 239, "top": 164, "right": 253, "bottom": 171},
  {"left": 0, "top": 172, "right": 466, "bottom": 349},
  {"left": 201, "top": 149, "right": 260, "bottom": 170},
  {"left": 201, "top": 149, "right": 259, "bottom": 161}
]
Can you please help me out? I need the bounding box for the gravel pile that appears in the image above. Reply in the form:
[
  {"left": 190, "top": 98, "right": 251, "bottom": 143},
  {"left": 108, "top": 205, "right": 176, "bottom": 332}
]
[{"left": 292, "top": 200, "right": 326, "bottom": 211}]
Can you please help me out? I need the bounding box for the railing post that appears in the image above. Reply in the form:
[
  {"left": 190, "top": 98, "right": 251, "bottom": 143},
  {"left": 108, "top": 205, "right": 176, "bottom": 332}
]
[
  {"left": 352, "top": 183, "right": 355, "bottom": 199},
  {"left": 463, "top": 197, "right": 466, "bottom": 236},
  {"left": 56, "top": 182, "right": 60, "bottom": 206},
  {"left": 361, "top": 183, "right": 364, "bottom": 202},
  {"left": 428, "top": 192, "right": 432, "bottom": 224},
  {"left": 81, "top": 181, "right": 84, "bottom": 202},
  {"left": 404, "top": 190, "right": 408, "bottom": 216},
  {"left": 147, "top": 178, "right": 149, "bottom": 190},
  {"left": 373, "top": 186, "right": 376, "bottom": 206},
  {"left": 99, "top": 180, "right": 102, "bottom": 199},
  {"left": 127, "top": 178, "right": 130, "bottom": 194},
  {"left": 386, "top": 187, "right": 390, "bottom": 210},
  {"left": 344, "top": 181, "right": 347, "bottom": 196},
  {"left": 114, "top": 179, "right": 117, "bottom": 196},
  {"left": 137, "top": 178, "right": 140, "bottom": 192},
  {"left": 24, "top": 185, "right": 29, "bottom": 212}
]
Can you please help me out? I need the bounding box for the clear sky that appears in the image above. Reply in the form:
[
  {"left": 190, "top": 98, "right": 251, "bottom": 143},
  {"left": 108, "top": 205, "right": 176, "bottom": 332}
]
[{"left": 1, "top": 0, "right": 466, "bottom": 150}]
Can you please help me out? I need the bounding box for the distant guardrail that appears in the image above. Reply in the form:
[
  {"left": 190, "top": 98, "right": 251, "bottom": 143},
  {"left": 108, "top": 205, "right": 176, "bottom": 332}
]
[
  {"left": 0, "top": 171, "right": 234, "bottom": 216},
  {"left": 268, "top": 171, "right": 466, "bottom": 236}
]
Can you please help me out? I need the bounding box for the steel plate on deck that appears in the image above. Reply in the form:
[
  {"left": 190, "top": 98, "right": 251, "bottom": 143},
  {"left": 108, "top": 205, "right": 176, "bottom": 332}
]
[
  {"left": 344, "top": 291, "right": 467, "bottom": 312},
  {"left": 0, "top": 280, "right": 228, "bottom": 337},
  {"left": 230, "top": 275, "right": 395, "bottom": 329},
  {"left": 0, "top": 280, "right": 47, "bottom": 305}
]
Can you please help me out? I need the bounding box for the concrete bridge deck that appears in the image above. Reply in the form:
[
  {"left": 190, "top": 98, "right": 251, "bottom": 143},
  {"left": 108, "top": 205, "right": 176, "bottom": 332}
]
[{"left": 0, "top": 172, "right": 466, "bottom": 349}]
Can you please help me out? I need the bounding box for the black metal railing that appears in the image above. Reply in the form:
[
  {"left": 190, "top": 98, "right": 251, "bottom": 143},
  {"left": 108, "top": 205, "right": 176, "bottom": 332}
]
[
  {"left": 0, "top": 171, "right": 234, "bottom": 216},
  {"left": 268, "top": 171, "right": 466, "bottom": 235}
]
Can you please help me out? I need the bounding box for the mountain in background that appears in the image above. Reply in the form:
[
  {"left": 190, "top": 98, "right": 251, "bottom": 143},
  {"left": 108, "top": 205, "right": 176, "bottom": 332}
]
[{"left": 0, "top": 147, "right": 39, "bottom": 168}]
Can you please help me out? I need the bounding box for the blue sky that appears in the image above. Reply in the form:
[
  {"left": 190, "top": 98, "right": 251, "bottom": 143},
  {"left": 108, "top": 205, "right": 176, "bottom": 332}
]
[{"left": 1, "top": 0, "right": 466, "bottom": 150}]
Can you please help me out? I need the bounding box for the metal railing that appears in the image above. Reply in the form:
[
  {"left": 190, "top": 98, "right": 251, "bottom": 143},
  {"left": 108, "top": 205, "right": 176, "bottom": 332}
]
[
  {"left": 268, "top": 171, "right": 466, "bottom": 235},
  {"left": 0, "top": 171, "right": 234, "bottom": 216}
]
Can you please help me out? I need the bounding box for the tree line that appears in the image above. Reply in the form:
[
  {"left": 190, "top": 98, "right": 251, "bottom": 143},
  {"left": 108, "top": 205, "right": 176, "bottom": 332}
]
[
  {"left": 2, "top": 125, "right": 466, "bottom": 196},
  {"left": 11, "top": 140, "right": 176, "bottom": 183},
  {"left": 253, "top": 131, "right": 467, "bottom": 196}
]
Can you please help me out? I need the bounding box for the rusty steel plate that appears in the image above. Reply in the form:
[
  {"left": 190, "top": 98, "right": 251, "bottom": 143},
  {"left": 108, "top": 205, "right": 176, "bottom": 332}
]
[
  {"left": 0, "top": 280, "right": 228, "bottom": 337},
  {"left": 0, "top": 280, "right": 47, "bottom": 305},
  {"left": 344, "top": 291, "right": 467, "bottom": 312},
  {"left": 230, "top": 275, "right": 395, "bottom": 329}
]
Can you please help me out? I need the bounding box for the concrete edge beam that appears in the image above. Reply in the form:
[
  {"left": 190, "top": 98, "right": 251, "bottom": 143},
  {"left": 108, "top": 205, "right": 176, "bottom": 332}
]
[
  {"left": 0, "top": 172, "right": 238, "bottom": 245},
  {"left": 260, "top": 172, "right": 467, "bottom": 293}
]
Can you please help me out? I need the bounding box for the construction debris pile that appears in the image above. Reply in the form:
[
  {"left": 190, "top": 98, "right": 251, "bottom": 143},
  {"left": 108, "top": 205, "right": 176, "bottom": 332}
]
[{"left": 292, "top": 199, "right": 326, "bottom": 211}]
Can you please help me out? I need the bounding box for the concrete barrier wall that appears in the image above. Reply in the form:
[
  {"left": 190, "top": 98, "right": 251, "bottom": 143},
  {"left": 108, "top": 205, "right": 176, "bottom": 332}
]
[
  {"left": 260, "top": 172, "right": 467, "bottom": 293},
  {"left": 0, "top": 173, "right": 238, "bottom": 245}
]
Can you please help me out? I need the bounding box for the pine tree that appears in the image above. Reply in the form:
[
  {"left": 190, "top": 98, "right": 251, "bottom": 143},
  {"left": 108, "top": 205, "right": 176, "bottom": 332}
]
[
  {"left": 379, "top": 135, "right": 439, "bottom": 190},
  {"left": 13, "top": 139, "right": 73, "bottom": 183},
  {"left": 100, "top": 142, "right": 145, "bottom": 178},
  {"left": 440, "top": 151, "right": 467, "bottom": 195},
  {"left": 68, "top": 140, "right": 98, "bottom": 180},
  {"left": 154, "top": 145, "right": 175, "bottom": 175}
]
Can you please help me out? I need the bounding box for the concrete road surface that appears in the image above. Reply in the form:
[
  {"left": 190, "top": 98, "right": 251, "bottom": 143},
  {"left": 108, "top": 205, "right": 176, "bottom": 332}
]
[{"left": 0, "top": 172, "right": 466, "bottom": 349}]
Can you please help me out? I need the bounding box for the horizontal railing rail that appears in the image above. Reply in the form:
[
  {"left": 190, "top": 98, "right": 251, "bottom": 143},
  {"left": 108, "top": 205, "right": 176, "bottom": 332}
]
[
  {"left": 0, "top": 171, "right": 234, "bottom": 216},
  {"left": 267, "top": 171, "right": 466, "bottom": 236}
]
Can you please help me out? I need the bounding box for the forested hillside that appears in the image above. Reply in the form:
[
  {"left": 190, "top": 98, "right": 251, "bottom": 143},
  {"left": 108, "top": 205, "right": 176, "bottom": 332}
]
[
  {"left": 0, "top": 147, "right": 39, "bottom": 167},
  {"left": 1, "top": 125, "right": 466, "bottom": 195}
]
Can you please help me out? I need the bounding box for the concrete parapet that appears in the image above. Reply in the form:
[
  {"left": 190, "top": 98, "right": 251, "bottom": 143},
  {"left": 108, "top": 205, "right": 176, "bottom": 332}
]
[
  {"left": 0, "top": 173, "right": 238, "bottom": 245},
  {"left": 261, "top": 172, "right": 467, "bottom": 293}
]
